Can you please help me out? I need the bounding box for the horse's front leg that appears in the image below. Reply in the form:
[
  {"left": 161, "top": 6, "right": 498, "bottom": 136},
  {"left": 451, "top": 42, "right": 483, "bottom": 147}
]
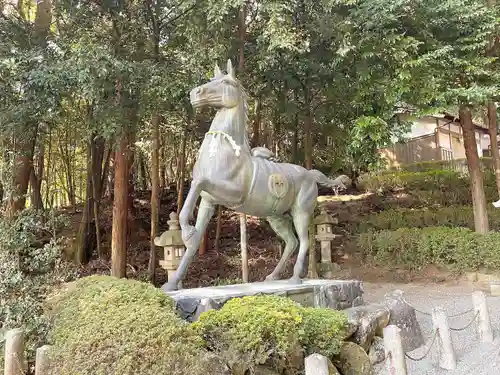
[
  {"left": 163, "top": 197, "right": 215, "bottom": 291},
  {"left": 178, "top": 179, "right": 204, "bottom": 247}
]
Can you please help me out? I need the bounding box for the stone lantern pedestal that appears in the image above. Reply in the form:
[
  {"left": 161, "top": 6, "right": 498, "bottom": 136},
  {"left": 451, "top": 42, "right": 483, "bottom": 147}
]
[
  {"left": 314, "top": 208, "right": 340, "bottom": 279},
  {"left": 154, "top": 212, "right": 185, "bottom": 289}
]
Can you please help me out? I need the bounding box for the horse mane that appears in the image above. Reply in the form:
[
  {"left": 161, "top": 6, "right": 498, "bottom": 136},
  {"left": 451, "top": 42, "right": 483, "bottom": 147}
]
[{"left": 231, "top": 78, "right": 251, "bottom": 152}]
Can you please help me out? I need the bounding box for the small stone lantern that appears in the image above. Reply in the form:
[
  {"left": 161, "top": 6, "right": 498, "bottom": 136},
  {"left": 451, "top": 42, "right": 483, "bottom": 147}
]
[
  {"left": 155, "top": 212, "right": 185, "bottom": 287},
  {"left": 314, "top": 208, "right": 338, "bottom": 264}
]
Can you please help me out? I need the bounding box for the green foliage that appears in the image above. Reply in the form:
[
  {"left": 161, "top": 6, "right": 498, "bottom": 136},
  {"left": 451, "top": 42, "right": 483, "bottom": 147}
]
[
  {"left": 194, "top": 295, "right": 348, "bottom": 370},
  {"left": 47, "top": 276, "right": 209, "bottom": 375},
  {"left": 358, "top": 169, "right": 498, "bottom": 205},
  {"left": 0, "top": 209, "right": 74, "bottom": 365},
  {"left": 350, "top": 206, "right": 500, "bottom": 234},
  {"left": 357, "top": 226, "right": 500, "bottom": 272},
  {"left": 392, "top": 158, "right": 493, "bottom": 173},
  {"left": 300, "top": 307, "right": 349, "bottom": 358}
]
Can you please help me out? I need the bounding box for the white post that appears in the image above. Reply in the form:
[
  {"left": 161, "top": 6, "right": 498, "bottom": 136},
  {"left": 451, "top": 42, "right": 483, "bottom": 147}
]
[
  {"left": 383, "top": 325, "right": 408, "bottom": 375},
  {"left": 4, "top": 328, "right": 25, "bottom": 375},
  {"left": 472, "top": 291, "right": 493, "bottom": 343},
  {"left": 193, "top": 298, "right": 216, "bottom": 321},
  {"left": 35, "top": 345, "right": 51, "bottom": 375},
  {"left": 304, "top": 354, "right": 329, "bottom": 375},
  {"left": 432, "top": 307, "right": 456, "bottom": 370},
  {"left": 240, "top": 213, "right": 249, "bottom": 283}
]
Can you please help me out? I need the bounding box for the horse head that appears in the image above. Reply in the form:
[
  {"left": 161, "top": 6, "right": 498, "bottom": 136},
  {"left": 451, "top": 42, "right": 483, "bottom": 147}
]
[{"left": 190, "top": 59, "right": 243, "bottom": 110}]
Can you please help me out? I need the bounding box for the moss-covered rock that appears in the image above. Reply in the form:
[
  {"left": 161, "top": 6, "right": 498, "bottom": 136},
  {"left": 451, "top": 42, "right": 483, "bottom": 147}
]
[
  {"left": 333, "top": 342, "right": 372, "bottom": 375},
  {"left": 46, "top": 275, "right": 211, "bottom": 375}
]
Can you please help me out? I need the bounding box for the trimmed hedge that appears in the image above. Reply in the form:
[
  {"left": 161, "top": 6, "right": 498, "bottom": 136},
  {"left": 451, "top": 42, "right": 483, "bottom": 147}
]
[
  {"left": 349, "top": 205, "right": 500, "bottom": 234},
  {"left": 358, "top": 227, "right": 500, "bottom": 272},
  {"left": 389, "top": 157, "right": 494, "bottom": 173},
  {"left": 194, "top": 295, "right": 348, "bottom": 371},
  {"left": 46, "top": 276, "right": 210, "bottom": 375},
  {"left": 358, "top": 169, "right": 497, "bottom": 205}
]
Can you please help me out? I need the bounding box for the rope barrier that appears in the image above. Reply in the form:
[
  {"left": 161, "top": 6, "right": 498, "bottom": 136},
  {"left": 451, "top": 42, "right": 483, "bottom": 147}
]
[
  {"left": 449, "top": 311, "right": 480, "bottom": 332},
  {"left": 404, "top": 329, "right": 439, "bottom": 361},
  {"left": 383, "top": 290, "right": 493, "bottom": 373}
]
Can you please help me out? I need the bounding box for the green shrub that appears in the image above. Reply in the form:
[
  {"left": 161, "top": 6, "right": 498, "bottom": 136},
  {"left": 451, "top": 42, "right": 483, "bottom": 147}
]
[
  {"left": 194, "top": 295, "right": 348, "bottom": 371},
  {"left": 359, "top": 169, "right": 468, "bottom": 193},
  {"left": 47, "top": 276, "right": 210, "bottom": 375},
  {"left": 300, "top": 307, "right": 348, "bottom": 358},
  {"left": 358, "top": 169, "right": 498, "bottom": 206},
  {"left": 357, "top": 226, "right": 500, "bottom": 272},
  {"left": 0, "top": 209, "right": 74, "bottom": 367},
  {"left": 392, "top": 158, "right": 493, "bottom": 173},
  {"left": 349, "top": 205, "right": 500, "bottom": 234}
]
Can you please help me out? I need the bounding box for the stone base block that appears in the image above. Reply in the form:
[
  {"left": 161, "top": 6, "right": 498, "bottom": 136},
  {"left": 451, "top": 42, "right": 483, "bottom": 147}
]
[{"left": 163, "top": 279, "right": 364, "bottom": 321}]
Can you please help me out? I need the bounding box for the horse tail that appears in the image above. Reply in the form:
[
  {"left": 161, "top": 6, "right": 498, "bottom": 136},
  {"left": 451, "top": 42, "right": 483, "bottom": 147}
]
[{"left": 307, "top": 169, "right": 351, "bottom": 191}]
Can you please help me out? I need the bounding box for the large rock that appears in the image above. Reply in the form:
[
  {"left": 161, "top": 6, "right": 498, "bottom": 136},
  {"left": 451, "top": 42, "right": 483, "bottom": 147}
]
[
  {"left": 343, "top": 303, "right": 390, "bottom": 351},
  {"left": 368, "top": 337, "right": 385, "bottom": 365},
  {"left": 333, "top": 342, "right": 373, "bottom": 375},
  {"left": 304, "top": 354, "right": 340, "bottom": 375},
  {"left": 383, "top": 290, "right": 424, "bottom": 351}
]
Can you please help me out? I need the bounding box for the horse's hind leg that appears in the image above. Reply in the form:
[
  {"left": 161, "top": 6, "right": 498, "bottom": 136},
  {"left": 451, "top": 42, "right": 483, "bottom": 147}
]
[
  {"left": 162, "top": 198, "right": 215, "bottom": 291},
  {"left": 265, "top": 215, "right": 298, "bottom": 281},
  {"left": 289, "top": 181, "right": 317, "bottom": 283},
  {"left": 288, "top": 210, "right": 314, "bottom": 283}
]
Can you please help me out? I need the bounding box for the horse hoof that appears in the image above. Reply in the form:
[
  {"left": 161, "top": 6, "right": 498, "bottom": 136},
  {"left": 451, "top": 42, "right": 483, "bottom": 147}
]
[
  {"left": 162, "top": 282, "right": 179, "bottom": 292},
  {"left": 287, "top": 276, "right": 302, "bottom": 285}
]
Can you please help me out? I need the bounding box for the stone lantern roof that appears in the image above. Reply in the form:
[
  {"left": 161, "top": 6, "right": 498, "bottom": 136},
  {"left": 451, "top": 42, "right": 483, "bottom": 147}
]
[
  {"left": 313, "top": 208, "right": 338, "bottom": 225},
  {"left": 154, "top": 212, "right": 183, "bottom": 247}
]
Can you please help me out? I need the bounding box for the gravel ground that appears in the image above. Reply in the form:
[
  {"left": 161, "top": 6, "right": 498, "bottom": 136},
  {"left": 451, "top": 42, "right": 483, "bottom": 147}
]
[{"left": 362, "top": 281, "right": 500, "bottom": 375}]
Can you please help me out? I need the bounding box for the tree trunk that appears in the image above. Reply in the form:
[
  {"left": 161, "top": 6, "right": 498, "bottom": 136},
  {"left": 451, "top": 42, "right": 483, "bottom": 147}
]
[
  {"left": 460, "top": 105, "right": 489, "bottom": 234},
  {"left": 487, "top": 102, "right": 500, "bottom": 197},
  {"left": 91, "top": 135, "right": 106, "bottom": 259},
  {"left": 304, "top": 109, "right": 313, "bottom": 170},
  {"left": 149, "top": 114, "right": 160, "bottom": 282},
  {"left": 160, "top": 139, "right": 167, "bottom": 188},
  {"left": 111, "top": 132, "right": 129, "bottom": 278},
  {"left": 6, "top": 127, "right": 37, "bottom": 217},
  {"left": 138, "top": 151, "right": 148, "bottom": 191},
  {"left": 29, "top": 167, "right": 43, "bottom": 210},
  {"left": 30, "top": 131, "right": 45, "bottom": 210},
  {"left": 199, "top": 230, "right": 208, "bottom": 256},
  {"left": 74, "top": 140, "right": 94, "bottom": 265},
  {"left": 251, "top": 96, "right": 261, "bottom": 147}
]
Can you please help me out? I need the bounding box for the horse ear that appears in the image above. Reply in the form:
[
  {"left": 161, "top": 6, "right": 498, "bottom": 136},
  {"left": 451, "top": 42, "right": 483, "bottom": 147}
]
[
  {"left": 214, "top": 63, "right": 223, "bottom": 79},
  {"left": 227, "top": 59, "right": 235, "bottom": 78}
]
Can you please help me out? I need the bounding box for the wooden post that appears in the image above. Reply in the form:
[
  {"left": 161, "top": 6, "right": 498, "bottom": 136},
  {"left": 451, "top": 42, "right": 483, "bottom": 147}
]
[
  {"left": 4, "top": 328, "right": 25, "bottom": 375},
  {"left": 307, "top": 221, "right": 319, "bottom": 278},
  {"left": 432, "top": 307, "right": 456, "bottom": 370},
  {"left": 383, "top": 325, "right": 408, "bottom": 375},
  {"left": 472, "top": 291, "right": 493, "bottom": 343},
  {"left": 35, "top": 345, "right": 51, "bottom": 375},
  {"left": 240, "top": 213, "right": 249, "bottom": 283}
]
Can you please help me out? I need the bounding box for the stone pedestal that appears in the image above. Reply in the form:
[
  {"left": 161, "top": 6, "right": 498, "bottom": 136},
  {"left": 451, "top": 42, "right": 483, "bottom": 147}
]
[{"left": 164, "top": 279, "right": 364, "bottom": 321}]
